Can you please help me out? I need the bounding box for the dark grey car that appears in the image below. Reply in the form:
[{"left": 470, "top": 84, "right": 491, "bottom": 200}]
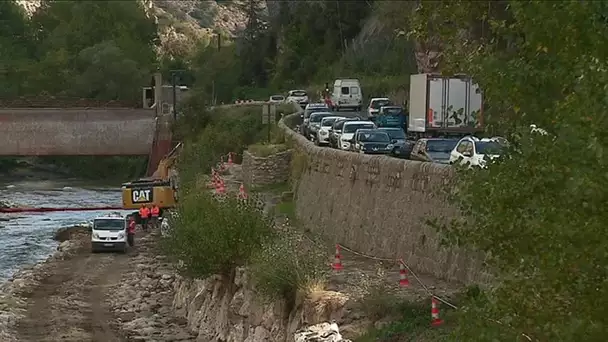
[
  {"left": 410, "top": 138, "right": 459, "bottom": 164},
  {"left": 377, "top": 127, "right": 408, "bottom": 157}
]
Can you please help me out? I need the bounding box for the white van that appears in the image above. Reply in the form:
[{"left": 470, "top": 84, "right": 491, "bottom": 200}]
[
  {"left": 91, "top": 212, "right": 128, "bottom": 253},
  {"left": 331, "top": 79, "right": 363, "bottom": 112}
]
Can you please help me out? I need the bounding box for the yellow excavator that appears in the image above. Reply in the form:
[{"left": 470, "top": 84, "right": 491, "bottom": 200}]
[{"left": 121, "top": 142, "right": 182, "bottom": 220}]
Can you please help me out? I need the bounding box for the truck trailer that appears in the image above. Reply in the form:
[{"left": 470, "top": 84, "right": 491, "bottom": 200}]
[{"left": 408, "top": 74, "right": 483, "bottom": 139}]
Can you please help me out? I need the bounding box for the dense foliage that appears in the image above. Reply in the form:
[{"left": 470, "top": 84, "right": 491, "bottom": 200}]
[
  {"left": 0, "top": 0, "right": 157, "bottom": 102},
  {"left": 164, "top": 189, "right": 275, "bottom": 278},
  {"left": 412, "top": 1, "right": 608, "bottom": 340}
]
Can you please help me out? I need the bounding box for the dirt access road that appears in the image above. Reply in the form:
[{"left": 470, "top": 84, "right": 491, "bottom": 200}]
[
  {"left": 15, "top": 240, "right": 130, "bottom": 342},
  {"left": 13, "top": 228, "right": 195, "bottom": 342}
]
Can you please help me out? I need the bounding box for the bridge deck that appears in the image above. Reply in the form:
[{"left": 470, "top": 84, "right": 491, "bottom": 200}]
[{"left": 0, "top": 108, "right": 156, "bottom": 156}]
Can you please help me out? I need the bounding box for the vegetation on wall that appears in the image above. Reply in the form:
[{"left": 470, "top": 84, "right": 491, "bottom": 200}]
[{"left": 413, "top": 1, "right": 608, "bottom": 340}]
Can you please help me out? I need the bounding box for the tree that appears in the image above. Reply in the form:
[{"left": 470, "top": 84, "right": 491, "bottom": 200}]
[
  {"left": 235, "top": 0, "right": 271, "bottom": 87},
  {"left": 412, "top": 1, "right": 608, "bottom": 340},
  {"left": 0, "top": 0, "right": 35, "bottom": 97},
  {"left": 23, "top": 0, "right": 159, "bottom": 100}
]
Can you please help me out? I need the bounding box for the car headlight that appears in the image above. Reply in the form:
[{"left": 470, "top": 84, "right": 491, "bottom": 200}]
[
  {"left": 320, "top": 130, "right": 328, "bottom": 135},
  {"left": 93, "top": 233, "right": 99, "bottom": 239},
  {"left": 118, "top": 232, "right": 125, "bottom": 239},
  {"left": 386, "top": 144, "right": 394, "bottom": 149}
]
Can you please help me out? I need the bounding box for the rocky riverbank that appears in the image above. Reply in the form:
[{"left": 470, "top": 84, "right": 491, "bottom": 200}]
[{"left": 0, "top": 224, "right": 90, "bottom": 341}]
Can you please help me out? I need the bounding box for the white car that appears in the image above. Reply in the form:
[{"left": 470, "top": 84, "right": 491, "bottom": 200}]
[
  {"left": 316, "top": 116, "right": 345, "bottom": 146},
  {"left": 367, "top": 97, "right": 392, "bottom": 119},
  {"left": 449, "top": 136, "right": 503, "bottom": 168},
  {"left": 339, "top": 121, "right": 376, "bottom": 150},
  {"left": 286, "top": 90, "right": 309, "bottom": 107},
  {"left": 268, "top": 95, "right": 285, "bottom": 104}
]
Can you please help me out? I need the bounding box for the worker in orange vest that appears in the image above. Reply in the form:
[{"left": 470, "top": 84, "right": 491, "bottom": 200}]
[
  {"left": 139, "top": 205, "right": 151, "bottom": 232},
  {"left": 127, "top": 217, "right": 136, "bottom": 247},
  {"left": 151, "top": 204, "right": 160, "bottom": 229}
]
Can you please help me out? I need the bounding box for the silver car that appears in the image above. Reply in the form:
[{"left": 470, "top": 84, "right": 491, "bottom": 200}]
[{"left": 307, "top": 112, "right": 335, "bottom": 141}]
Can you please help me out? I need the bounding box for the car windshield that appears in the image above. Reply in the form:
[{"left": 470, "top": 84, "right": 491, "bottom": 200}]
[
  {"left": 426, "top": 140, "right": 458, "bottom": 153},
  {"left": 271, "top": 96, "right": 284, "bottom": 100},
  {"left": 381, "top": 107, "right": 403, "bottom": 115},
  {"left": 310, "top": 113, "right": 332, "bottom": 123},
  {"left": 358, "top": 132, "right": 390, "bottom": 143},
  {"left": 321, "top": 118, "right": 339, "bottom": 126},
  {"left": 333, "top": 120, "right": 352, "bottom": 130},
  {"left": 344, "top": 123, "right": 374, "bottom": 133},
  {"left": 94, "top": 219, "right": 124, "bottom": 231},
  {"left": 290, "top": 91, "right": 307, "bottom": 97},
  {"left": 371, "top": 99, "right": 391, "bottom": 109},
  {"left": 475, "top": 141, "right": 503, "bottom": 154},
  {"left": 382, "top": 129, "right": 406, "bottom": 139}
]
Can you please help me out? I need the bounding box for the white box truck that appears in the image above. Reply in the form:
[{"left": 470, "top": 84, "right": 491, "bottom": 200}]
[{"left": 408, "top": 74, "right": 483, "bottom": 138}]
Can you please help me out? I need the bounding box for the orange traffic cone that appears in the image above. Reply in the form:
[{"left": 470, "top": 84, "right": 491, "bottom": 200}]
[
  {"left": 332, "top": 244, "right": 343, "bottom": 270},
  {"left": 239, "top": 183, "right": 248, "bottom": 199},
  {"left": 398, "top": 260, "right": 409, "bottom": 287},
  {"left": 431, "top": 297, "right": 443, "bottom": 326},
  {"left": 215, "top": 178, "right": 226, "bottom": 194}
]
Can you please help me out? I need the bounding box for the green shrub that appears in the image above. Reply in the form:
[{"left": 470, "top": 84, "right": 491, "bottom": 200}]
[
  {"left": 164, "top": 190, "right": 275, "bottom": 278},
  {"left": 249, "top": 229, "right": 329, "bottom": 303}
]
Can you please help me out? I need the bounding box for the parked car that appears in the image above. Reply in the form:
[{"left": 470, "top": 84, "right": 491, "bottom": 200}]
[
  {"left": 410, "top": 138, "right": 459, "bottom": 164},
  {"left": 301, "top": 103, "right": 330, "bottom": 136},
  {"left": 316, "top": 116, "right": 345, "bottom": 146},
  {"left": 377, "top": 127, "right": 408, "bottom": 156},
  {"left": 339, "top": 121, "right": 376, "bottom": 150},
  {"left": 331, "top": 79, "right": 363, "bottom": 111},
  {"left": 367, "top": 97, "right": 392, "bottom": 119},
  {"left": 286, "top": 90, "right": 309, "bottom": 108},
  {"left": 329, "top": 117, "right": 360, "bottom": 148},
  {"left": 449, "top": 136, "right": 504, "bottom": 168},
  {"left": 268, "top": 95, "right": 285, "bottom": 104},
  {"left": 348, "top": 129, "right": 394, "bottom": 155},
  {"left": 307, "top": 112, "right": 336, "bottom": 141}
]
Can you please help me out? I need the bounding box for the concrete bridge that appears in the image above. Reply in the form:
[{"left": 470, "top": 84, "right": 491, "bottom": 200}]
[
  {"left": 0, "top": 107, "right": 157, "bottom": 156},
  {"left": 0, "top": 73, "right": 179, "bottom": 176}
]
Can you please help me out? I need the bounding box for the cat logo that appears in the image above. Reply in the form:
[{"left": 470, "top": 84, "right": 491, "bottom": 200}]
[{"left": 131, "top": 189, "right": 153, "bottom": 203}]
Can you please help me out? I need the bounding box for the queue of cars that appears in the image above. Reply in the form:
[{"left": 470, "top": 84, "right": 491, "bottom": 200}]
[
  {"left": 299, "top": 102, "right": 409, "bottom": 157},
  {"left": 297, "top": 101, "right": 507, "bottom": 168}
]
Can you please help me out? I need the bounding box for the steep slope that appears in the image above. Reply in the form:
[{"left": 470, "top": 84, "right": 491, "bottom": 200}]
[{"left": 16, "top": 0, "right": 248, "bottom": 58}]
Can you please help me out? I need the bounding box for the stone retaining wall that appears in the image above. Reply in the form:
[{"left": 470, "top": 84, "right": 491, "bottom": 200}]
[
  {"left": 242, "top": 150, "right": 292, "bottom": 188},
  {"left": 279, "top": 113, "right": 489, "bottom": 285}
]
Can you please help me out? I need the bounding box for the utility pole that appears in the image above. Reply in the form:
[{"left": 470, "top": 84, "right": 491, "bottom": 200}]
[{"left": 169, "top": 69, "right": 186, "bottom": 121}]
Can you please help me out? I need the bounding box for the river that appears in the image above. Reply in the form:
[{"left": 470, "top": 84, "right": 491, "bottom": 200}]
[{"left": 0, "top": 180, "right": 132, "bottom": 283}]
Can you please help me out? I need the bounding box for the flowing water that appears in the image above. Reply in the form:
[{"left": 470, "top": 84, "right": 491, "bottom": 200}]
[{"left": 0, "top": 179, "right": 132, "bottom": 283}]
